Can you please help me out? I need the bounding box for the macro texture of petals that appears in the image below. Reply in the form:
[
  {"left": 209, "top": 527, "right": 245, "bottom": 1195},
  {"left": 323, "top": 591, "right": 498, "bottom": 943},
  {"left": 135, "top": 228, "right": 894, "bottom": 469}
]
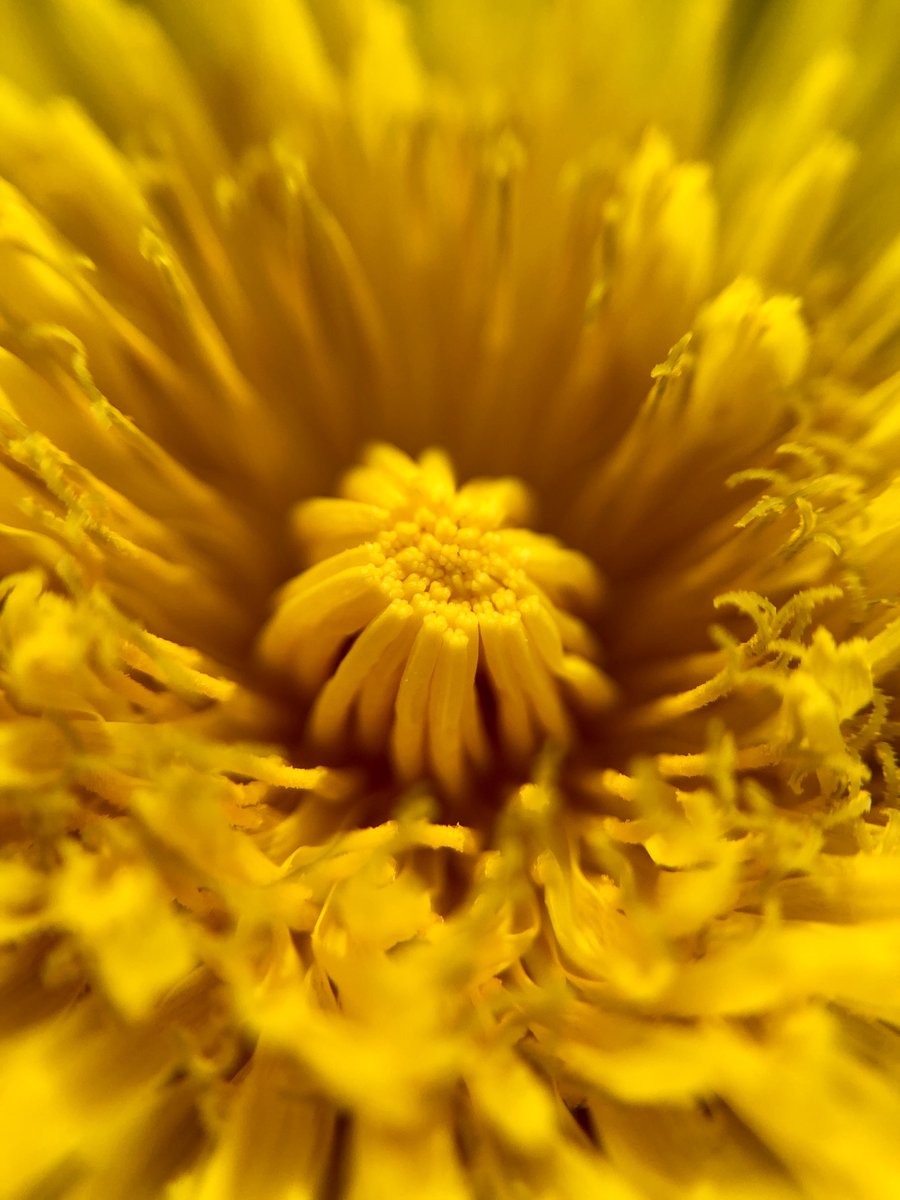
[{"left": 1, "top": 2, "right": 900, "bottom": 1198}]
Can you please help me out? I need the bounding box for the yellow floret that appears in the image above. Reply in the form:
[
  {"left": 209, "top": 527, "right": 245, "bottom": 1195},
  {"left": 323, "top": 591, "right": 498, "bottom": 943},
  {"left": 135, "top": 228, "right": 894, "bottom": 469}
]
[{"left": 259, "top": 443, "right": 613, "bottom": 791}]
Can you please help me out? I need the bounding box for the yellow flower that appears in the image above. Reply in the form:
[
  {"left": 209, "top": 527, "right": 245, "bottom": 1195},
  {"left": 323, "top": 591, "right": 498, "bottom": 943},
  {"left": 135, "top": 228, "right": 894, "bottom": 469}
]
[{"left": 1, "top": 1, "right": 900, "bottom": 1197}]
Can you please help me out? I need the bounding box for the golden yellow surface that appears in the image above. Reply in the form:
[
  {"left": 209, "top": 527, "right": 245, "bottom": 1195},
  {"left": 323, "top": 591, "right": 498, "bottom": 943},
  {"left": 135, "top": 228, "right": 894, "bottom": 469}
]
[{"left": 1, "top": 1, "right": 900, "bottom": 1196}]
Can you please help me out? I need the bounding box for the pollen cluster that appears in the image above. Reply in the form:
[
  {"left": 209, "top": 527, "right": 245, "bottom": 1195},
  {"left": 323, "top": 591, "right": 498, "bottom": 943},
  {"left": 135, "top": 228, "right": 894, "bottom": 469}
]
[{"left": 259, "top": 443, "right": 613, "bottom": 792}]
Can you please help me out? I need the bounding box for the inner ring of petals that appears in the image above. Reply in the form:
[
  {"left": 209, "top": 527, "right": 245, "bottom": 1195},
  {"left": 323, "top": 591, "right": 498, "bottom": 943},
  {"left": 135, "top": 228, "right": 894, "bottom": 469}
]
[{"left": 258, "top": 443, "right": 614, "bottom": 794}]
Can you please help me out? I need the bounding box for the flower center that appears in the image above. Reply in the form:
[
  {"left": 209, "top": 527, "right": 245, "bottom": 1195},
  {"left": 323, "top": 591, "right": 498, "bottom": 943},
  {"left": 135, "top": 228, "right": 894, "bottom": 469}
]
[
  {"left": 377, "top": 512, "right": 526, "bottom": 610},
  {"left": 259, "top": 444, "right": 613, "bottom": 793}
]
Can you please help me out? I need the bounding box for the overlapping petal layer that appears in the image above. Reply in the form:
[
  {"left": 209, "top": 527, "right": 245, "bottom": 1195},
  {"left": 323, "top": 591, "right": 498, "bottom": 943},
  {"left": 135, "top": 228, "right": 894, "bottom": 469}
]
[{"left": 1, "top": 2, "right": 900, "bottom": 1198}]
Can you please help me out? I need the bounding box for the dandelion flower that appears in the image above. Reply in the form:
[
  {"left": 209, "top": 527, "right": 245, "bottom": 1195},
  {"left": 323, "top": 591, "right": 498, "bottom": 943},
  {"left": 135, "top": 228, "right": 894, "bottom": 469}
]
[{"left": 1, "top": 1, "right": 900, "bottom": 1198}]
